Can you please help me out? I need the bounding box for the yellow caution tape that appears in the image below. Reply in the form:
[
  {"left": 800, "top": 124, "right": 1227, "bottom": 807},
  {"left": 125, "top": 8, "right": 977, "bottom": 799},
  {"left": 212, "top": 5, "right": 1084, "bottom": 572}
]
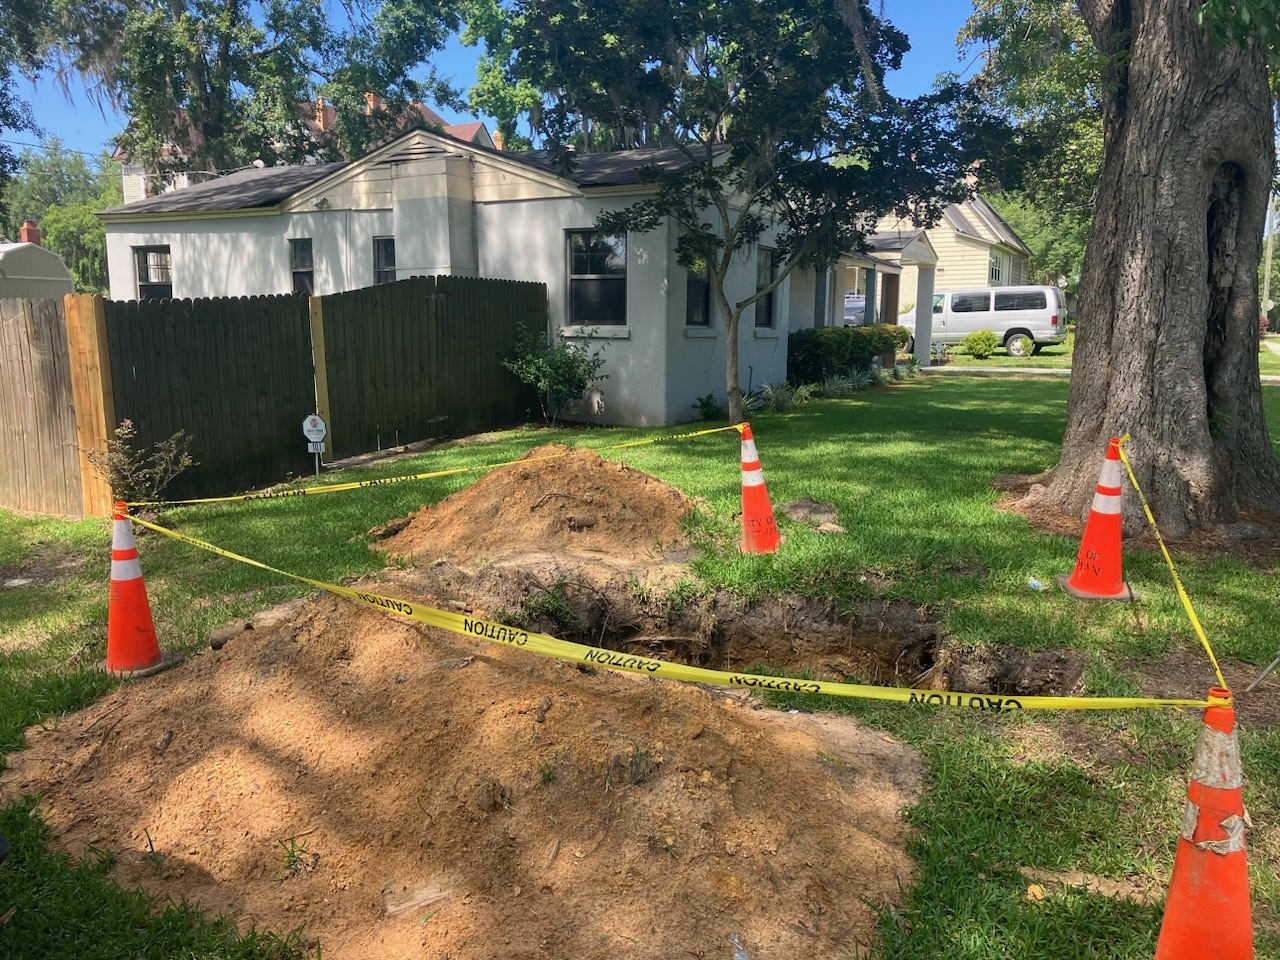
[
  {"left": 128, "top": 515, "right": 1218, "bottom": 712},
  {"left": 1114, "top": 437, "right": 1227, "bottom": 690},
  {"left": 127, "top": 424, "right": 744, "bottom": 507}
]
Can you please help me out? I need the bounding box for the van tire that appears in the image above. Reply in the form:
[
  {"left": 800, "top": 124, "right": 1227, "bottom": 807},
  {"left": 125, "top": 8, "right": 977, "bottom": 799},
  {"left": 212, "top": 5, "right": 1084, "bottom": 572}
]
[
  {"left": 1004, "top": 332, "right": 1034, "bottom": 358},
  {"left": 904, "top": 337, "right": 914, "bottom": 353}
]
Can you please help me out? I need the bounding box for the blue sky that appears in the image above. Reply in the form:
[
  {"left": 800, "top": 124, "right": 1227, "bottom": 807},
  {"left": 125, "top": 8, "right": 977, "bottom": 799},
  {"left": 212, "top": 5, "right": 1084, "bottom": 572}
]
[{"left": 5, "top": 2, "right": 980, "bottom": 161}]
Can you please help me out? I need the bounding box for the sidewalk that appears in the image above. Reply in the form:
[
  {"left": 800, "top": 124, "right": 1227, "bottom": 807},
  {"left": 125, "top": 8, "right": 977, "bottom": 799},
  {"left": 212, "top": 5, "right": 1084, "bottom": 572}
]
[
  {"left": 919, "top": 365, "right": 1071, "bottom": 377},
  {"left": 920, "top": 364, "right": 1280, "bottom": 384}
]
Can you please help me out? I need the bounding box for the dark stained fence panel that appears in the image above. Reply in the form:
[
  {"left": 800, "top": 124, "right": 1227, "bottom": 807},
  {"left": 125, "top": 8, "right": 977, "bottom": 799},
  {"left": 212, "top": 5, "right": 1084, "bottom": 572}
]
[
  {"left": 0, "top": 298, "right": 82, "bottom": 516},
  {"left": 104, "top": 295, "right": 315, "bottom": 500},
  {"left": 318, "top": 276, "right": 545, "bottom": 459}
]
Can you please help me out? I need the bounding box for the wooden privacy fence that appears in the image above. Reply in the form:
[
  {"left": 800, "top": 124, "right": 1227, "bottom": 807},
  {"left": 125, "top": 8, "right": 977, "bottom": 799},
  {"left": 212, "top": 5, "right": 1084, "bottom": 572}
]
[
  {"left": 313, "top": 275, "right": 545, "bottom": 460},
  {"left": 0, "top": 276, "right": 547, "bottom": 517},
  {"left": 0, "top": 298, "right": 82, "bottom": 515},
  {"left": 105, "top": 295, "right": 317, "bottom": 501}
]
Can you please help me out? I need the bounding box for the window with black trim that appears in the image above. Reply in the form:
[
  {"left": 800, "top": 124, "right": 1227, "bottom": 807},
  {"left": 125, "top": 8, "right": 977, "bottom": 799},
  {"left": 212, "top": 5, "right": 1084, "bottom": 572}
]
[
  {"left": 374, "top": 237, "right": 396, "bottom": 284},
  {"left": 951, "top": 292, "right": 990, "bottom": 313},
  {"left": 685, "top": 248, "right": 711, "bottom": 326},
  {"left": 134, "top": 246, "right": 173, "bottom": 299},
  {"left": 755, "top": 246, "right": 776, "bottom": 328},
  {"left": 568, "top": 231, "right": 626, "bottom": 325},
  {"left": 290, "top": 238, "right": 314, "bottom": 295}
]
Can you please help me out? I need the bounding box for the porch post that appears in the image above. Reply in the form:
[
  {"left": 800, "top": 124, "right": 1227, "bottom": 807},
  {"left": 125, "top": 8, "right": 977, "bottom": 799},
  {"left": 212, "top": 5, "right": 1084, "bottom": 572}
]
[{"left": 913, "top": 265, "right": 936, "bottom": 365}]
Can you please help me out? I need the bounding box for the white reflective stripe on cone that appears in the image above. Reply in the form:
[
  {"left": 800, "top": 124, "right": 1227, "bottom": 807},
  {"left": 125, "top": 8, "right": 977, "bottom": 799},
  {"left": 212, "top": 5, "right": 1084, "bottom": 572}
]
[
  {"left": 1099, "top": 457, "right": 1123, "bottom": 488},
  {"left": 112, "top": 557, "right": 143, "bottom": 581},
  {"left": 1090, "top": 492, "right": 1122, "bottom": 515},
  {"left": 741, "top": 439, "right": 760, "bottom": 462},
  {"left": 1179, "top": 802, "right": 1248, "bottom": 853},
  {"left": 1190, "top": 726, "right": 1244, "bottom": 789},
  {"left": 742, "top": 468, "right": 766, "bottom": 487},
  {"left": 113, "top": 520, "right": 135, "bottom": 546}
]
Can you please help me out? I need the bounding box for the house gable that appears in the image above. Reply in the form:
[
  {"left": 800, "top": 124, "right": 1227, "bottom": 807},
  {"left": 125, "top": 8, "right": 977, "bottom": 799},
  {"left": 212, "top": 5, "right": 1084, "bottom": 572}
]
[{"left": 280, "top": 129, "right": 583, "bottom": 215}]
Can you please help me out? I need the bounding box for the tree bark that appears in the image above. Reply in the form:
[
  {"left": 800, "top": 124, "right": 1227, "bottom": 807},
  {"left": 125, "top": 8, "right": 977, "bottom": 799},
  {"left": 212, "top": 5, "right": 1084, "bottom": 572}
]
[{"left": 1025, "top": 0, "right": 1279, "bottom": 537}]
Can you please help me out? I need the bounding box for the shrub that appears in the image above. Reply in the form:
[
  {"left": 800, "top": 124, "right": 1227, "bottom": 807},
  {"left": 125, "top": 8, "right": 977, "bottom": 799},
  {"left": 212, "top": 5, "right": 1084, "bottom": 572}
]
[
  {"left": 817, "top": 374, "right": 854, "bottom": 398},
  {"left": 846, "top": 368, "right": 876, "bottom": 391},
  {"left": 502, "top": 327, "right": 608, "bottom": 424},
  {"left": 1260, "top": 315, "right": 1270, "bottom": 342},
  {"left": 756, "top": 381, "right": 796, "bottom": 411},
  {"left": 692, "top": 393, "right": 727, "bottom": 421},
  {"left": 962, "top": 330, "right": 1000, "bottom": 359},
  {"left": 787, "top": 328, "right": 850, "bottom": 383},
  {"left": 787, "top": 323, "right": 909, "bottom": 382},
  {"left": 85, "top": 419, "right": 198, "bottom": 503}
]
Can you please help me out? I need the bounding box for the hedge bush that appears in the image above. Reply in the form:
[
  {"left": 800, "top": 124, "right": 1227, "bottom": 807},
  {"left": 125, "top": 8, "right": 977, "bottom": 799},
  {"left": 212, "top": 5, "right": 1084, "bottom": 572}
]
[
  {"left": 787, "top": 323, "right": 909, "bottom": 383},
  {"left": 961, "top": 329, "right": 999, "bottom": 359}
]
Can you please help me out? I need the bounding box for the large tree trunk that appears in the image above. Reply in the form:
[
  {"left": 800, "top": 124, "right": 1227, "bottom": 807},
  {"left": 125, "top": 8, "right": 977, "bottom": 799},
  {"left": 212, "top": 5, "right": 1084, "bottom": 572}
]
[{"left": 1026, "top": 0, "right": 1279, "bottom": 537}]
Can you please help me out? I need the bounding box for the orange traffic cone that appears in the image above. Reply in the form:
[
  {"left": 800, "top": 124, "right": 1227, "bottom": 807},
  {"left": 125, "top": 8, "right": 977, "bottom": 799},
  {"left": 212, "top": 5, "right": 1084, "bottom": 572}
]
[
  {"left": 1055, "top": 437, "right": 1137, "bottom": 600},
  {"left": 739, "top": 422, "right": 780, "bottom": 554},
  {"left": 100, "top": 501, "right": 175, "bottom": 678},
  {"left": 1154, "top": 687, "right": 1252, "bottom": 960}
]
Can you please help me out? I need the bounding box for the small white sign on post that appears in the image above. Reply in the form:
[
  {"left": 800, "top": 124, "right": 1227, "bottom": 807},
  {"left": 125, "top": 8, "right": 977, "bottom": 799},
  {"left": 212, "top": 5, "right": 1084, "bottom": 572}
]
[{"left": 302, "top": 415, "right": 328, "bottom": 476}]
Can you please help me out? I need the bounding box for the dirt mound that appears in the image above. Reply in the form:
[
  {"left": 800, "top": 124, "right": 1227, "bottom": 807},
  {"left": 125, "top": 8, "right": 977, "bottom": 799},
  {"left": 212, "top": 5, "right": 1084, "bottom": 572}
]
[
  {"left": 375, "top": 445, "right": 695, "bottom": 576},
  {"left": 2, "top": 579, "right": 924, "bottom": 959},
  {"left": 1, "top": 445, "right": 934, "bottom": 958}
]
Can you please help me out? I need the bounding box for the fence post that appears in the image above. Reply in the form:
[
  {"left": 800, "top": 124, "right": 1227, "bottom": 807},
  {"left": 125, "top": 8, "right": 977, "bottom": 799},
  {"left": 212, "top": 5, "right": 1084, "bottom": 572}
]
[
  {"left": 64, "top": 293, "right": 116, "bottom": 517},
  {"left": 308, "top": 294, "right": 333, "bottom": 464}
]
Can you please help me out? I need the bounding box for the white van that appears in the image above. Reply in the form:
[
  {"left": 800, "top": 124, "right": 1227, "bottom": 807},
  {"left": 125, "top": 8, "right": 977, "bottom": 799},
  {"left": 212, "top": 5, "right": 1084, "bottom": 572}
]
[{"left": 897, "top": 286, "right": 1068, "bottom": 357}]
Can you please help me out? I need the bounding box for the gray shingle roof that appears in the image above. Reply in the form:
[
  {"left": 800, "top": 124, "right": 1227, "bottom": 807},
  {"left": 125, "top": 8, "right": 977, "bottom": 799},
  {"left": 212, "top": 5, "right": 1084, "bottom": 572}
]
[
  {"left": 509, "top": 145, "right": 723, "bottom": 187},
  {"left": 867, "top": 229, "right": 925, "bottom": 253},
  {"left": 99, "top": 162, "right": 347, "bottom": 216},
  {"left": 97, "top": 133, "right": 720, "bottom": 218}
]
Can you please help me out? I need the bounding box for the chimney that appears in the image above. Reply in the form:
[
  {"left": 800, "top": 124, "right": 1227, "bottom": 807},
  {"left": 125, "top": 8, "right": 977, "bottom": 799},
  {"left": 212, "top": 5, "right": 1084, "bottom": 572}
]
[
  {"left": 364, "top": 92, "right": 382, "bottom": 116},
  {"left": 492, "top": 130, "right": 504, "bottom": 151},
  {"left": 19, "top": 220, "right": 40, "bottom": 245},
  {"left": 315, "top": 96, "right": 334, "bottom": 132}
]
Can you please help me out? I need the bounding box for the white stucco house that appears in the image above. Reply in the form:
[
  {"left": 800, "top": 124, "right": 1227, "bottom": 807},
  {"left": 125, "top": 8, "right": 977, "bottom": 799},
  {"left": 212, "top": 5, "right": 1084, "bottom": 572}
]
[{"left": 99, "top": 126, "right": 916, "bottom": 426}]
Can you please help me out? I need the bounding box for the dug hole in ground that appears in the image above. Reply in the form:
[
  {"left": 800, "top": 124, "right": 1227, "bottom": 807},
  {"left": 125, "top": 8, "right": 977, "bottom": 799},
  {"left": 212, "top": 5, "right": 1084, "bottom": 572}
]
[{"left": 4, "top": 445, "right": 1274, "bottom": 958}]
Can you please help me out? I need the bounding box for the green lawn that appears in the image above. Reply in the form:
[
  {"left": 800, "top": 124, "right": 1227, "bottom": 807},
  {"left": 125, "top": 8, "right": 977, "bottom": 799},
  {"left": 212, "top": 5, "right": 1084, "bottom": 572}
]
[
  {"left": 1258, "top": 343, "right": 1280, "bottom": 377},
  {"left": 935, "top": 330, "right": 1075, "bottom": 368},
  {"left": 3, "top": 378, "right": 1278, "bottom": 959}
]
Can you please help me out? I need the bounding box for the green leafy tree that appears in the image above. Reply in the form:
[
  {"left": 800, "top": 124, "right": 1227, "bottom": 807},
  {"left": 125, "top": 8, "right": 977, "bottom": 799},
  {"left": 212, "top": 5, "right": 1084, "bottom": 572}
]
[
  {"left": 998, "top": 0, "right": 1280, "bottom": 536},
  {"left": 988, "top": 192, "right": 1087, "bottom": 293},
  {"left": 510, "top": 0, "right": 1004, "bottom": 422},
  {"left": 0, "top": 0, "right": 47, "bottom": 198},
  {"left": 33, "top": 0, "right": 464, "bottom": 174},
  {"left": 458, "top": 0, "right": 538, "bottom": 150},
  {"left": 959, "top": 1, "right": 1102, "bottom": 295},
  {"left": 1, "top": 141, "right": 121, "bottom": 291}
]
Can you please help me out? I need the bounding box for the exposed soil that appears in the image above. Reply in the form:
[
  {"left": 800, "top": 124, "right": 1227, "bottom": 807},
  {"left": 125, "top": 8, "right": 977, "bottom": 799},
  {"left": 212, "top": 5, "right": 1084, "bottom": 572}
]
[{"left": 4, "top": 448, "right": 1277, "bottom": 959}]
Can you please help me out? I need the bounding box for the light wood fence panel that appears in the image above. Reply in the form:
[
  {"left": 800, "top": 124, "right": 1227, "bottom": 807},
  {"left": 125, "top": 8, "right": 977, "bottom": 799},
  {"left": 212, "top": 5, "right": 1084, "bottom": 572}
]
[{"left": 0, "top": 298, "right": 82, "bottom": 516}]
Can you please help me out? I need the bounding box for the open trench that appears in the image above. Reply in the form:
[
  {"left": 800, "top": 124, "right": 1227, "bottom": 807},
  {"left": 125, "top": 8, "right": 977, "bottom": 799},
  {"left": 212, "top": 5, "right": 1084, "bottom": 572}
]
[{"left": 391, "top": 560, "right": 1090, "bottom": 700}]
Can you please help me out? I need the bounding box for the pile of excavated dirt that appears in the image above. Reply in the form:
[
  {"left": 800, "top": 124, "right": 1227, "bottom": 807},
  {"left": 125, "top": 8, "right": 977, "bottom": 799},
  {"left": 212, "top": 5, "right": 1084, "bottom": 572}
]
[
  {"left": 2, "top": 586, "right": 924, "bottom": 959},
  {"left": 2, "top": 444, "right": 930, "bottom": 959},
  {"left": 374, "top": 445, "right": 696, "bottom": 582}
]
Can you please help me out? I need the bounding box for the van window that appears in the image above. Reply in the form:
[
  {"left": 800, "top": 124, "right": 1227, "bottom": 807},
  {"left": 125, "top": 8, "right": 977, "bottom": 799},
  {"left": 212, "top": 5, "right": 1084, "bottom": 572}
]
[
  {"left": 933, "top": 294, "right": 943, "bottom": 313},
  {"left": 994, "top": 291, "right": 1047, "bottom": 311},
  {"left": 951, "top": 293, "right": 990, "bottom": 313}
]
